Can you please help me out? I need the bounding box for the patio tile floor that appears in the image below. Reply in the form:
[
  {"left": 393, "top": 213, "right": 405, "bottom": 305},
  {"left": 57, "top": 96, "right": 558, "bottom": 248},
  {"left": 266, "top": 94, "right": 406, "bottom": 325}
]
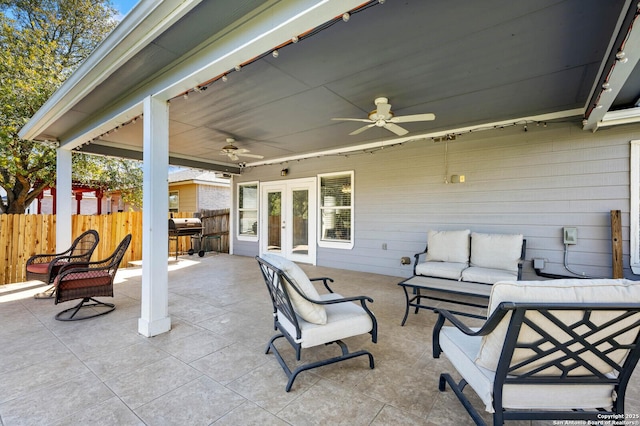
[{"left": 0, "top": 254, "right": 638, "bottom": 425}]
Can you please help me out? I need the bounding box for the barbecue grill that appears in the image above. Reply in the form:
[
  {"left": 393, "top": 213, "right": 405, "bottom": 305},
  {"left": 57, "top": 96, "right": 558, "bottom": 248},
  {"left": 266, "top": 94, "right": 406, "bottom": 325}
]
[{"left": 168, "top": 217, "right": 204, "bottom": 259}]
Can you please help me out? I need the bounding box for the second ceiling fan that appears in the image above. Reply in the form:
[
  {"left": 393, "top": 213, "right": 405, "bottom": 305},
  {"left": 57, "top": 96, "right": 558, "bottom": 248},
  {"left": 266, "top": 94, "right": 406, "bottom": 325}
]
[
  {"left": 332, "top": 97, "right": 435, "bottom": 136},
  {"left": 219, "top": 138, "right": 264, "bottom": 161}
]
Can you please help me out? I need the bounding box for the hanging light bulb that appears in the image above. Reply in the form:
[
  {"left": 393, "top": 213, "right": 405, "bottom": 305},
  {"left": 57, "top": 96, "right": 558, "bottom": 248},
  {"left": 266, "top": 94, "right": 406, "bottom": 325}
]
[
  {"left": 272, "top": 49, "right": 279, "bottom": 58},
  {"left": 291, "top": 35, "right": 299, "bottom": 43},
  {"left": 342, "top": 12, "right": 350, "bottom": 22},
  {"left": 222, "top": 75, "right": 228, "bottom": 82},
  {"left": 235, "top": 65, "right": 242, "bottom": 71}
]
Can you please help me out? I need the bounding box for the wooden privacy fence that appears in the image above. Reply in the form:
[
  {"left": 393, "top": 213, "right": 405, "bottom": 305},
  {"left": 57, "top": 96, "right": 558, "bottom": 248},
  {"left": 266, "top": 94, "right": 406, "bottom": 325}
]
[{"left": 0, "top": 209, "right": 230, "bottom": 285}]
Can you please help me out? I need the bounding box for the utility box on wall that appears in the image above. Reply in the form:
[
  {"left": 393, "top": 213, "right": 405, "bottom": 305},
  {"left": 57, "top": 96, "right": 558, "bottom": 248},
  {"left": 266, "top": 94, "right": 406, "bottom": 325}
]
[{"left": 563, "top": 227, "right": 577, "bottom": 245}]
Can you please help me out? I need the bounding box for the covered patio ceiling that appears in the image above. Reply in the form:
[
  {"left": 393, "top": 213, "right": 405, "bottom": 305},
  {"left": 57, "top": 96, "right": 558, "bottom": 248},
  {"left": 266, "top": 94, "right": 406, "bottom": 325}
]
[{"left": 19, "top": 0, "right": 640, "bottom": 174}]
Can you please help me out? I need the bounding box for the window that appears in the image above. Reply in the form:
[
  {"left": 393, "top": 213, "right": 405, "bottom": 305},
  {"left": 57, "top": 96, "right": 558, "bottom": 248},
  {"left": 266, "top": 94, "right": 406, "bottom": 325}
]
[
  {"left": 169, "top": 191, "right": 179, "bottom": 212},
  {"left": 318, "top": 171, "right": 353, "bottom": 249},
  {"left": 238, "top": 182, "right": 258, "bottom": 240}
]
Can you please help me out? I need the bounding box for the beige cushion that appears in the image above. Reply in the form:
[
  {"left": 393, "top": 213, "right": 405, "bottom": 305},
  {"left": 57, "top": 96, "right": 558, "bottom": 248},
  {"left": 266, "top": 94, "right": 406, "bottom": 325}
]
[
  {"left": 262, "top": 254, "right": 327, "bottom": 325},
  {"left": 278, "top": 293, "right": 374, "bottom": 348},
  {"left": 425, "top": 229, "right": 470, "bottom": 264},
  {"left": 475, "top": 279, "right": 640, "bottom": 373},
  {"left": 440, "top": 326, "right": 616, "bottom": 413},
  {"left": 415, "top": 261, "right": 467, "bottom": 280},
  {"left": 461, "top": 266, "right": 517, "bottom": 284},
  {"left": 470, "top": 233, "right": 523, "bottom": 272}
]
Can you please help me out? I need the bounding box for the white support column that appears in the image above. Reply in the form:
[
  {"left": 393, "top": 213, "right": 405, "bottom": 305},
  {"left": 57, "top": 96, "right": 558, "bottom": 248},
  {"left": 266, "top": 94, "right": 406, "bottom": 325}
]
[
  {"left": 138, "top": 95, "right": 171, "bottom": 337},
  {"left": 56, "top": 148, "right": 72, "bottom": 251}
]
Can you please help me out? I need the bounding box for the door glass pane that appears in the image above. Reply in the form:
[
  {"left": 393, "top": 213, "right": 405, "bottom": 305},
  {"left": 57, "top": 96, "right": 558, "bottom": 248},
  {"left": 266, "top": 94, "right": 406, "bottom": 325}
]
[
  {"left": 292, "top": 189, "right": 308, "bottom": 255},
  {"left": 267, "top": 191, "right": 281, "bottom": 252}
]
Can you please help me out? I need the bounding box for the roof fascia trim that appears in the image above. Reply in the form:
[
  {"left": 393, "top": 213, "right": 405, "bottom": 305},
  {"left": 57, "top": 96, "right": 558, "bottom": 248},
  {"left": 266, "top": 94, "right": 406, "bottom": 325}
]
[{"left": 19, "top": 0, "right": 203, "bottom": 141}]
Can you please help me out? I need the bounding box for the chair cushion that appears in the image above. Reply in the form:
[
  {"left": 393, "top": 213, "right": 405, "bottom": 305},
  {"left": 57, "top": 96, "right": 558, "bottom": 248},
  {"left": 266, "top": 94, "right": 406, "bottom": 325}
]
[
  {"left": 440, "top": 326, "right": 616, "bottom": 413},
  {"left": 415, "top": 261, "right": 467, "bottom": 280},
  {"left": 27, "top": 260, "right": 68, "bottom": 274},
  {"left": 461, "top": 266, "right": 517, "bottom": 284},
  {"left": 469, "top": 233, "right": 523, "bottom": 272},
  {"left": 55, "top": 270, "right": 112, "bottom": 290},
  {"left": 262, "top": 254, "right": 327, "bottom": 325},
  {"left": 278, "top": 293, "right": 374, "bottom": 348},
  {"left": 425, "top": 229, "right": 470, "bottom": 263},
  {"left": 475, "top": 279, "right": 640, "bottom": 373},
  {"left": 26, "top": 262, "right": 51, "bottom": 274}
]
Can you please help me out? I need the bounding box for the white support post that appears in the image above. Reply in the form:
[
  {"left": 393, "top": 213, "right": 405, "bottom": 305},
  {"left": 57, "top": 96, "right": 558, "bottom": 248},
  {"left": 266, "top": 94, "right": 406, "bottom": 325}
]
[
  {"left": 56, "top": 148, "right": 72, "bottom": 251},
  {"left": 138, "top": 95, "right": 171, "bottom": 337}
]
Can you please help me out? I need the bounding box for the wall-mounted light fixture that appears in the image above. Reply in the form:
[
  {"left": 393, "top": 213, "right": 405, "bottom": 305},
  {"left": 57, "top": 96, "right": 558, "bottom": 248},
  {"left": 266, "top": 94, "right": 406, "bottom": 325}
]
[
  {"left": 450, "top": 175, "right": 465, "bottom": 183},
  {"left": 281, "top": 168, "right": 288, "bottom": 176}
]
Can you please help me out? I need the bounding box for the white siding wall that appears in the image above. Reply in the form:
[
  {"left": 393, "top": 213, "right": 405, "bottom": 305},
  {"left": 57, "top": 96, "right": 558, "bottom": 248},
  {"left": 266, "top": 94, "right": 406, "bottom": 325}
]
[{"left": 234, "top": 121, "right": 640, "bottom": 279}]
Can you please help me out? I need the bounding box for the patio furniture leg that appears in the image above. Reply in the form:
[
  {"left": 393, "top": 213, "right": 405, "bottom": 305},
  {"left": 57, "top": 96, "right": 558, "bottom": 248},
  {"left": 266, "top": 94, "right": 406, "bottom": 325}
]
[
  {"left": 34, "top": 285, "right": 55, "bottom": 299},
  {"left": 400, "top": 285, "right": 411, "bottom": 325},
  {"left": 439, "top": 373, "right": 487, "bottom": 426},
  {"left": 55, "top": 297, "right": 116, "bottom": 321}
]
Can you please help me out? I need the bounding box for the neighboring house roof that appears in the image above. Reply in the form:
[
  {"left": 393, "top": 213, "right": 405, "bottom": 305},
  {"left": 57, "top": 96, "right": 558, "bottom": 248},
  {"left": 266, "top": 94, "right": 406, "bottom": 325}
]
[
  {"left": 168, "top": 170, "right": 230, "bottom": 186},
  {"left": 18, "top": 1, "right": 640, "bottom": 173}
]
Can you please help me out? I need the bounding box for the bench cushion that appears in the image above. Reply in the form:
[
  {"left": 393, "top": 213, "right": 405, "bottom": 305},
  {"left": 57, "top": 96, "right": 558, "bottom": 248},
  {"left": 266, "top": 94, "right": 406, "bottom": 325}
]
[
  {"left": 425, "top": 229, "right": 470, "bottom": 264},
  {"left": 469, "top": 233, "right": 522, "bottom": 272},
  {"left": 475, "top": 279, "right": 640, "bottom": 372},
  {"left": 415, "top": 261, "right": 467, "bottom": 280},
  {"left": 262, "top": 253, "right": 327, "bottom": 325},
  {"left": 461, "top": 266, "right": 517, "bottom": 285}
]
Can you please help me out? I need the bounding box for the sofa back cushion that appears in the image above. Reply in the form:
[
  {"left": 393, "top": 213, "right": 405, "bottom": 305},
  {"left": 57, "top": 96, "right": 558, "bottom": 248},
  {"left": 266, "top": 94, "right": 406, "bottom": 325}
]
[
  {"left": 470, "top": 232, "right": 523, "bottom": 272},
  {"left": 475, "top": 279, "right": 640, "bottom": 374},
  {"left": 262, "top": 253, "right": 327, "bottom": 325},
  {"left": 425, "top": 229, "right": 470, "bottom": 264}
]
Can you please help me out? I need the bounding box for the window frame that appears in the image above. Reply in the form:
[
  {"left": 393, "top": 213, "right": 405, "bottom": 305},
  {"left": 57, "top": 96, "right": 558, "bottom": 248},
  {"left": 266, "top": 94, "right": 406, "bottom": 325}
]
[
  {"left": 317, "top": 171, "right": 354, "bottom": 249},
  {"left": 237, "top": 181, "right": 259, "bottom": 241},
  {"left": 168, "top": 190, "right": 179, "bottom": 212}
]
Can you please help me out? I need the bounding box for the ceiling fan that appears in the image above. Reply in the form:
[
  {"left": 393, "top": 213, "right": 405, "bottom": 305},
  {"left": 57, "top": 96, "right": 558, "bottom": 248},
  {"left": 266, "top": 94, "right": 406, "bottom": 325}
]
[
  {"left": 219, "top": 138, "right": 264, "bottom": 161},
  {"left": 332, "top": 97, "right": 435, "bottom": 136}
]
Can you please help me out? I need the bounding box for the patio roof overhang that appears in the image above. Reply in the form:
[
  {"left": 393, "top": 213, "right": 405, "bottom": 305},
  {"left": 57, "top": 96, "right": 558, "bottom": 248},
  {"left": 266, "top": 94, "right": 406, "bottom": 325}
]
[{"left": 19, "top": 0, "right": 640, "bottom": 173}]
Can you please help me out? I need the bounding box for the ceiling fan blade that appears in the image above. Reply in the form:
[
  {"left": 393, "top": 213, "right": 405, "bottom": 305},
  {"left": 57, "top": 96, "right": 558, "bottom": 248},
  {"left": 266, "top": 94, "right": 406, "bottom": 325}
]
[
  {"left": 384, "top": 122, "right": 409, "bottom": 136},
  {"left": 389, "top": 113, "right": 436, "bottom": 123},
  {"left": 349, "top": 124, "right": 376, "bottom": 135},
  {"left": 237, "top": 153, "right": 264, "bottom": 159},
  {"left": 332, "top": 117, "right": 373, "bottom": 123}
]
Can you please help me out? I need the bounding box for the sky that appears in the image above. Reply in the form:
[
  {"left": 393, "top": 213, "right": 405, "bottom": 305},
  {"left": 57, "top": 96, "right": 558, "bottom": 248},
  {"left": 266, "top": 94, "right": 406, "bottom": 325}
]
[{"left": 112, "top": 0, "right": 138, "bottom": 18}]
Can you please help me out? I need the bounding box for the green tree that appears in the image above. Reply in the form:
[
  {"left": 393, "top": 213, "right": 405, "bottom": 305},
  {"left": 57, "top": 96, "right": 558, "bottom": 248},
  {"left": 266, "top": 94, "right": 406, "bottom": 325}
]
[
  {"left": 72, "top": 153, "right": 143, "bottom": 208},
  {"left": 0, "top": 0, "right": 121, "bottom": 214}
]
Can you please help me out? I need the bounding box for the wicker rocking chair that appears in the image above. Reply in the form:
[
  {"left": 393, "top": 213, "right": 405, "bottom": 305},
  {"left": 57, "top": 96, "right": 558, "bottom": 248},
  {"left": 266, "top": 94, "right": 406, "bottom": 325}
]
[
  {"left": 26, "top": 230, "right": 100, "bottom": 299},
  {"left": 54, "top": 234, "right": 131, "bottom": 321}
]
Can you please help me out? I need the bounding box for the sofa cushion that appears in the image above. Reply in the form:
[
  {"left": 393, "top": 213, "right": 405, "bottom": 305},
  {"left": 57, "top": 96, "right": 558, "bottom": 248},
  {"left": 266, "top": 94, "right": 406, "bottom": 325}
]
[
  {"left": 425, "top": 229, "right": 470, "bottom": 264},
  {"left": 415, "top": 261, "right": 467, "bottom": 280},
  {"left": 475, "top": 279, "right": 640, "bottom": 374},
  {"left": 441, "top": 325, "right": 617, "bottom": 413},
  {"left": 470, "top": 232, "right": 523, "bottom": 272},
  {"left": 461, "top": 266, "right": 517, "bottom": 284},
  {"left": 262, "top": 253, "right": 327, "bottom": 325}
]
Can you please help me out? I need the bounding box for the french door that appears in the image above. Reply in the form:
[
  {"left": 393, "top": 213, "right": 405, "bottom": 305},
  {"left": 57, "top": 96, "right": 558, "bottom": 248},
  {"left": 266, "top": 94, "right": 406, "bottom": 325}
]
[{"left": 260, "top": 178, "right": 316, "bottom": 264}]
